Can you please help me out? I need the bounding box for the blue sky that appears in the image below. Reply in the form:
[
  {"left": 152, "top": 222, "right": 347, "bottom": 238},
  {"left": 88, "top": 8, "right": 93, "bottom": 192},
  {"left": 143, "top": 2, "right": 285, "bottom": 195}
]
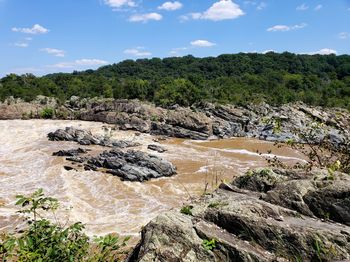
[{"left": 0, "top": 0, "right": 349, "bottom": 76}]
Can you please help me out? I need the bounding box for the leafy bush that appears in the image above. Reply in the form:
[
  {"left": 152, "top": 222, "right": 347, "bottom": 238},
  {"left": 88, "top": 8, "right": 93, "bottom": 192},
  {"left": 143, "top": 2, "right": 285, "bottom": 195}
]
[
  {"left": 265, "top": 121, "right": 350, "bottom": 176},
  {"left": 0, "top": 189, "right": 130, "bottom": 261},
  {"left": 40, "top": 107, "right": 55, "bottom": 119},
  {"left": 180, "top": 205, "right": 193, "bottom": 216},
  {"left": 202, "top": 238, "right": 217, "bottom": 251}
]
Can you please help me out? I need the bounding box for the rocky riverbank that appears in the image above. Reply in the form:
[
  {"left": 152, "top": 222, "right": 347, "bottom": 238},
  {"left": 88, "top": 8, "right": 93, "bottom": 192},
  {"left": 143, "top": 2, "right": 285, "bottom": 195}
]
[
  {"left": 128, "top": 168, "right": 350, "bottom": 261},
  {"left": 1, "top": 96, "right": 349, "bottom": 145}
]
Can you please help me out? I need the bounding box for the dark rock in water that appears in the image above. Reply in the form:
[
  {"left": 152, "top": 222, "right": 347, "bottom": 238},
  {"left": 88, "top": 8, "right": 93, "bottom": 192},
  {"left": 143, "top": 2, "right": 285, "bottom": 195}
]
[
  {"left": 66, "top": 156, "right": 87, "bottom": 163},
  {"left": 48, "top": 126, "right": 140, "bottom": 148},
  {"left": 78, "top": 149, "right": 177, "bottom": 182},
  {"left": 84, "top": 164, "right": 98, "bottom": 171},
  {"left": 147, "top": 144, "right": 167, "bottom": 153},
  {"left": 52, "top": 148, "right": 87, "bottom": 156},
  {"left": 63, "top": 166, "right": 76, "bottom": 171},
  {"left": 129, "top": 168, "right": 350, "bottom": 262}
]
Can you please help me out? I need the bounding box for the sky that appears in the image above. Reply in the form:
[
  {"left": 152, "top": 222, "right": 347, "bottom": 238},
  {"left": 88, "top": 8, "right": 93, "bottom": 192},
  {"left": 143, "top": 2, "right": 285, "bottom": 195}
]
[{"left": 0, "top": 0, "right": 350, "bottom": 76}]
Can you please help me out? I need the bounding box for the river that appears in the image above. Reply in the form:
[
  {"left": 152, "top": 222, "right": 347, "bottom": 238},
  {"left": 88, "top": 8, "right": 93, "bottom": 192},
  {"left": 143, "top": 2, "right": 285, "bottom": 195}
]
[{"left": 0, "top": 120, "right": 305, "bottom": 238}]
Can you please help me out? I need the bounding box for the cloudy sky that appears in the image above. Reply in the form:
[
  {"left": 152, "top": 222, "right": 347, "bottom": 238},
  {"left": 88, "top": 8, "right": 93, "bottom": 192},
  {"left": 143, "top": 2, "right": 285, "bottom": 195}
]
[{"left": 0, "top": 0, "right": 349, "bottom": 76}]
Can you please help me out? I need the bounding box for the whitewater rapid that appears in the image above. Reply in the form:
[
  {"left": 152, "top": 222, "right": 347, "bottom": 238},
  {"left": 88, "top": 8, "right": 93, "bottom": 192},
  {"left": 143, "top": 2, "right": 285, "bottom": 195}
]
[{"left": 0, "top": 120, "right": 305, "bottom": 237}]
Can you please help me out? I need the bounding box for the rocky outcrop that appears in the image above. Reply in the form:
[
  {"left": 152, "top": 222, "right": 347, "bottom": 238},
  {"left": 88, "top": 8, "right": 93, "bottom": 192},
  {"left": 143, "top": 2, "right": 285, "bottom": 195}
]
[
  {"left": 66, "top": 98, "right": 350, "bottom": 144},
  {"left": 0, "top": 96, "right": 54, "bottom": 119},
  {"left": 48, "top": 126, "right": 176, "bottom": 182},
  {"left": 129, "top": 168, "right": 350, "bottom": 261},
  {"left": 83, "top": 149, "right": 176, "bottom": 182},
  {"left": 1, "top": 96, "right": 349, "bottom": 144},
  {"left": 48, "top": 127, "right": 140, "bottom": 148}
]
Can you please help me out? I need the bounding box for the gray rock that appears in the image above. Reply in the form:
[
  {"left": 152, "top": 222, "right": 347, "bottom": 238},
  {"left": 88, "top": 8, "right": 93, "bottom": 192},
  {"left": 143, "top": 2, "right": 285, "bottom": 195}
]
[
  {"left": 70, "top": 149, "right": 177, "bottom": 182},
  {"left": 52, "top": 148, "right": 87, "bottom": 156},
  {"left": 130, "top": 168, "right": 350, "bottom": 261},
  {"left": 48, "top": 126, "right": 140, "bottom": 148},
  {"left": 147, "top": 144, "right": 167, "bottom": 153}
]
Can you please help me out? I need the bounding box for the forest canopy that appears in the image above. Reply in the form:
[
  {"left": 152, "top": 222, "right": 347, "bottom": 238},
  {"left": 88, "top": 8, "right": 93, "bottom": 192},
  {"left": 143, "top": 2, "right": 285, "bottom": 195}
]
[{"left": 1, "top": 52, "right": 349, "bottom": 109}]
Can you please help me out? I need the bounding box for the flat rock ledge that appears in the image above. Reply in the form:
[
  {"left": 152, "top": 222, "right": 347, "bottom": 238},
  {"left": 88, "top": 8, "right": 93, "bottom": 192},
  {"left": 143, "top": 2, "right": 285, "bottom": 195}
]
[
  {"left": 48, "top": 126, "right": 140, "bottom": 148},
  {"left": 128, "top": 168, "right": 350, "bottom": 261}
]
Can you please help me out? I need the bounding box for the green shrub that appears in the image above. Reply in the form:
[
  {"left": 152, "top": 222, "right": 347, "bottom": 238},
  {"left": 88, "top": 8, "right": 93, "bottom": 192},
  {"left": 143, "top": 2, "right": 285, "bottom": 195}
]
[
  {"left": 202, "top": 238, "right": 217, "bottom": 251},
  {"left": 40, "top": 107, "right": 55, "bottom": 119},
  {"left": 0, "top": 189, "right": 130, "bottom": 261},
  {"left": 180, "top": 205, "right": 193, "bottom": 216}
]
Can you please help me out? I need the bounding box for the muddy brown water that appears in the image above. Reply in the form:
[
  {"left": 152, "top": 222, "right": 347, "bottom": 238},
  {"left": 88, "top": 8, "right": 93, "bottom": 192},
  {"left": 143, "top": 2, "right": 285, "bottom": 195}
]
[{"left": 0, "top": 120, "right": 305, "bottom": 238}]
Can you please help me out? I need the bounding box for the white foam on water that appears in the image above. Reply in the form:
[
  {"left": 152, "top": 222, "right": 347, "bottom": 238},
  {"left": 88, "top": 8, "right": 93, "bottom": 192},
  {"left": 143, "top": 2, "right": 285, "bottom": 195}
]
[{"left": 0, "top": 119, "right": 306, "bottom": 237}]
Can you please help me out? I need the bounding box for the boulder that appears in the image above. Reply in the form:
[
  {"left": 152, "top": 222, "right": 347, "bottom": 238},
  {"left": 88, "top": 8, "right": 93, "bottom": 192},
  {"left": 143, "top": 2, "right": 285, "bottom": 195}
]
[{"left": 130, "top": 168, "right": 350, "bottom": 261}]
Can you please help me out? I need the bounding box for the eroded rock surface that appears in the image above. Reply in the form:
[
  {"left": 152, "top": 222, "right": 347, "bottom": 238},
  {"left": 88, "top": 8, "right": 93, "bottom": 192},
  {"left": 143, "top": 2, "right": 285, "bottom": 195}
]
[
  {"left": 86, "top": 149, "right": 177, "bottom": 182},
  {"left": 129, "top": 168, "right": 350, "bottom": 261},
  {"left": 2, "top": 96, "right": 349, "bottom": 144},
  {"left": 48, "top": 126, "right": 140, "bottom": 148}
]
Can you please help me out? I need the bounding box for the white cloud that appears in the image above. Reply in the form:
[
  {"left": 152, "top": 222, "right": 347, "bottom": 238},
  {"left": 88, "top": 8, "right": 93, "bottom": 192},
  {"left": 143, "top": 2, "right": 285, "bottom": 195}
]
[
  {"left": 267, "top": 23, "right": 307, "bottom": 32},
  {"left": 309, "top": 48, "right": 337, "bottom": 55},
  {"left": 339, "top": 32, "right": 349, "bottom": 39},
  {"left": 296, "top": 3, "right": 309, "bottom": 11},
  {"left": 14, "top": 42, "right": 28, "bottom": 48},
  {"left": 124, "top": 48, "right": 152, "bottom": 57},
  {"left": 40, "top": 48, "right": 65, "bottom": 57},
  {"left": 129, "top": 13, "right": 162, "bottom": 22},
  {"left": 257, "top": 2, "right": 266, "bottom": 10},
  {"left": 184, "top": 0, "right": 244, "bottom": 21},
  {"left": 75, "top": 59, "right": 108, "bottom": 66},
  {"left": 50, "top": 59, "right": 108, "bottom": 68},
  {"left": 103, "top": 0, "right": 136, "bottom": 8},
  {"left": 12, "top": 24, "right": 49, "bottom": 34},
  {"left": 158, "top": 1, "right": 183, "bottom": 11},
  {"left": 314, "top": 4, "right": 322, "bottom": 11},
  {"left": 262, "top": 49, "right": 276, "bottom": 54},
  {"left": 190, "top": 40, "right": 216, "bottom": 47},
  {"left": 25, "top": 37, "right": 33, "bottom": 41}
]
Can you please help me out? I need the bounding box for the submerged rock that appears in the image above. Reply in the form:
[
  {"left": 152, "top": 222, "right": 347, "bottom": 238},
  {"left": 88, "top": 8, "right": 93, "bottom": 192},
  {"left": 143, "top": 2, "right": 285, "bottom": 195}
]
[{"left": 129, "top": 168, "right": 350, "bottom": 261}]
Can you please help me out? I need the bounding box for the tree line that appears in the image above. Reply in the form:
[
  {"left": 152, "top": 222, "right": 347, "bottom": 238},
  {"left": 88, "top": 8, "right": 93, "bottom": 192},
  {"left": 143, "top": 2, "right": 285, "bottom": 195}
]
[{"left": 1, "top": 52, "right": 349, "bottom": 109}]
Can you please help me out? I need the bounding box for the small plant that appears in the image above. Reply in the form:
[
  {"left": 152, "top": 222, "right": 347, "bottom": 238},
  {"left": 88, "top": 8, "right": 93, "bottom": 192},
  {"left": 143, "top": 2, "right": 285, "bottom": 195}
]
[
  {"left": 40, "top": 107, "right": 55, "bottom": 119},
  {"left": 0, "top": 189, "right": 130, "bottom": 262},
  {"left": 202, "top": 238, "right": 217, "bottom": 251},
  {"left": 150, "top": 114, "right": 159, "bottom": 122},
  {"left": 262, "top": 120, "right": 350, "bottom": 176},
  {"left": 180, "top": 205, "right": 193, "bottom": 216},
  {"left": 312, "top": 237, "right": 337, "bottom": 262},
  {"left": 208, "top": 201, "right": 228, "bottom": 209}
]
